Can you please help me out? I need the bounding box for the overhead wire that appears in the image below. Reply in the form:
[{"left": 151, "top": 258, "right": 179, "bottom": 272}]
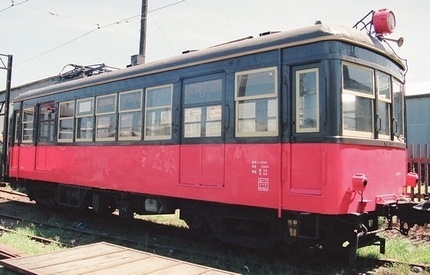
[
  {"left": 0, "top": 0, "right": 29, "bottom": 13},
  {"left": 16, "top": 28, "right": 100, "bottom": 66},
  {"left": 149, "top": 13, "right": 176, "bottom": 56},
  {"left": 97, "top": 0, "right": 185, "bottom": 30},
  {"left": 15, "top": 0, "right": 185, "bottom": 66}
]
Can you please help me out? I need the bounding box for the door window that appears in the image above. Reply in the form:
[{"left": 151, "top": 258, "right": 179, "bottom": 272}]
[
  {"left": 295, "top": 68, "right": 319, "bottom": 133},
  {"left": 38, "top": 102, "right": 56, "bottom": 142},
  {"left": 22, "top": 108, "right": 34, "bottom": 143},
  {"left": 183, "top": 79, "right": 222, "bottom": 138}
]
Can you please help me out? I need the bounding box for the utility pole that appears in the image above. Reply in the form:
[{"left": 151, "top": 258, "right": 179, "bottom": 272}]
[
  {"left": 0, "top": 54, "right": 12, "bottom": 180},
  {"left": 139, "top": 0, "right": 148, "bottom": 61},
  {"left": 131, "top": 0, "right": 148, "bottom": 66}
]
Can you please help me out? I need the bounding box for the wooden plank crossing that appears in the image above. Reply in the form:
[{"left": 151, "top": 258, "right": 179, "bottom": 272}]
[
  {"left": 0, "top": 242, "right": 238, "bottom": 275},
  {"left": 0, "top": 244, "right": 27, "bottom": 259}
]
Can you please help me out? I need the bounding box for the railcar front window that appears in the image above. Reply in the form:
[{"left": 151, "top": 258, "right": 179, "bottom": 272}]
[
  {"left": 38, "top": 102, "right": 56, "bottom": 142},
  {"left": 342, "top": 63, "right": 374, "bottom": 138},
  {"left": 58, "top": 101, "right": 75, "bottom": 142},
  {"left": 235, "top": 67, "right": 278, "bottom": 137},
  {"left": 296, "top": 68, "right": 319, "bottom": 133},
  {"left": 76, "top": 98, "right": 94, "bottom": 141},
  {"left": 393, "top": 80, "right": 404, "bottom": 141},
  {"left": 119, "top": 90, "right": 142, "bottom": 140},
  {"left": 96, "top": 94, "right": 117, "bottom": 141},
  {"left": 145, "top": 85, "right": 172, "bottom": 140},
  {"left": 22, "top": 108, "right": 34, "bottom": 143}
]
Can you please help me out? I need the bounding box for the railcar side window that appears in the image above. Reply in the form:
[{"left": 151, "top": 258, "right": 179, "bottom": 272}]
[
  {"left": 183, "top": 79, "right": 222, "bottom": 138},
  {"left": 58, "top": 101, "right": 75, "bottom": 142},
  {"left": 38, "top": 102, "right": 56, "bottom": 142},
  {"left": 393, "top": 80, "right": 404, "bottom": 141},
  {"left": 342, "top": 63, "right": 374, "bottom": 138},
  {"left": 96, "top": 94, "right": 117, "bottom": 141},
  {"left": 235, "top": 67, "right": 278, "bottom": 137},
  {"left": 76, "top": 98, "right": 94, "bottom": 141},
  {"left": 119, "top": 90, "right": 142, "bottom": 140},
  {"left": 145, "top": 85, "right": 172, "bottom": 140},
  {"left": 21, "top": 108, "right": 34, "bottom": 143},
  {"left": 295, "top": 68, "right": 319, "bottom": 133},
  {"left": 377, "top": 73, "right": 391, "bottom": 139}
]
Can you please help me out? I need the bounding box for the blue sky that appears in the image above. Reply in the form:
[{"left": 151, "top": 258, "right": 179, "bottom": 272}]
[{"left": 0, "top": 0, "right": 428, "bottom": 93}]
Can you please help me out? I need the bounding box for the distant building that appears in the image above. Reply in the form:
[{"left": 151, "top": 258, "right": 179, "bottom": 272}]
[
  {"left": 406, "top": 81, "right": 430, "bottom": 155},
  {"left": 0, "top": 75, "right": 57, "bottom": 103}
]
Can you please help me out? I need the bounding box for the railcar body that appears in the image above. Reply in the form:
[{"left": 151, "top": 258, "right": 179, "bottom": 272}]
[{"left": 7, "top": 21, "right": 429, "bottom": 259}]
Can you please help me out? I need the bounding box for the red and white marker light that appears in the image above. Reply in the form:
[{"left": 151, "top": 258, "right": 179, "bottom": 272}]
[{"left": 373, "top": 8, "right": 396, "bottom": 35}]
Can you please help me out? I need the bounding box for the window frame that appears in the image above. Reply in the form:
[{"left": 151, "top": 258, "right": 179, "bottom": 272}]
[
  {"left": 234, "top": 67, "right": 279, "bottom": 137},
  {"left": 118, "top": 89, "right": 143, "bottom": 141},
  {"left": 144, "top": 84, "right": 173, "bottom": 141}
]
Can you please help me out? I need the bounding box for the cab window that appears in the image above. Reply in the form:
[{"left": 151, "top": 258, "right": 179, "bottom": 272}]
[{"left": 342, "top": 63, "right": 374, "bottom": 138}]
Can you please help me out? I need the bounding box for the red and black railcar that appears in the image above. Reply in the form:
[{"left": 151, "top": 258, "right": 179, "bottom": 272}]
[{"left": 6, "top": 10, "right": 430, "bottom": 259}]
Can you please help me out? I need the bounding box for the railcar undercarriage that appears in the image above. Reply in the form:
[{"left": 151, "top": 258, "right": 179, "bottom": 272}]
[{"left": 10, "top": 179, "right": 430, "bottom": 263}]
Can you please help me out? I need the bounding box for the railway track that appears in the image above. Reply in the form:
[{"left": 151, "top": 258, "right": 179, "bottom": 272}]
[
  {"left": 358, "top": 257, "right": 430, "bottom": 274},
  {"left": 0, "top": 187, "right": 428, "bottom": 274},
  {"left": 0, "top": 188, "right": 258, "bottom": 272}
]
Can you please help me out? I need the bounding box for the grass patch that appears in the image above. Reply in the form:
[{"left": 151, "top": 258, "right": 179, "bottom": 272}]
[
  {"left": 358, "top": 232, "right": 430, "bottom": 264},
  {"left": 0, "top": 226, "right": 65, "bottom": 255},
  {"left": 135, "top": 209, "right": 188, "bottom": 228}
]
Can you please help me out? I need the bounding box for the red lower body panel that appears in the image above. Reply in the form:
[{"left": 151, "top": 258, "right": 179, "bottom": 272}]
[{"left": 9, "top": 142, "right": 406, "bottom": 215}]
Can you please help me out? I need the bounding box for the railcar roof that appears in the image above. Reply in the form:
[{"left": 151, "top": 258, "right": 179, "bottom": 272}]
[{"left": 14, "top": 23, "right": 403, "bottom": 102}]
